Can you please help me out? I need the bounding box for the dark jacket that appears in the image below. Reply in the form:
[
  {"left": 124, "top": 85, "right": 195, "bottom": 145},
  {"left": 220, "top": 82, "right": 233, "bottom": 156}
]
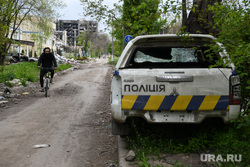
[{"left": 38, "top": 53, "right": 57, "bottom": 68}]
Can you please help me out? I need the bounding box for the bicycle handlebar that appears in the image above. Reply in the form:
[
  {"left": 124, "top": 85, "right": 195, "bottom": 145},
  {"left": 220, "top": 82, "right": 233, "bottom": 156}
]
[{"left": 41, "top": 67, "right": 54, "bottom": 70}]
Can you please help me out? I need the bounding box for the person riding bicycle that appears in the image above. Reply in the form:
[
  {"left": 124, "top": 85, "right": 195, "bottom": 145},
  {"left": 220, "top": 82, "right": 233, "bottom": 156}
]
[{"left": 38, "top": 47, "right": 58, "bottom": 92}]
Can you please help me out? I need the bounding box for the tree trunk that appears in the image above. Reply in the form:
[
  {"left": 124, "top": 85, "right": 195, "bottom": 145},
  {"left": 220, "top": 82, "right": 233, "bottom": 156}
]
[
  {"left": 0, "top": 54, "right": 4, "bottom": 65},
  {"left": 184, "top": 0, "right": 222, "bottom": 37},
  {"left": 182, "top": 0, "right": 187, "bottom": 27},
  {"left": 84, "top": 40, "right": 88, "bottom": 56},
  {"left": 0, "top": 44, "right": 7, "bottom": 65}
]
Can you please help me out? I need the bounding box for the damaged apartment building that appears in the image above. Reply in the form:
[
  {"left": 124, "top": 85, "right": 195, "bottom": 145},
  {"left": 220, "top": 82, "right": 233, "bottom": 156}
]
[{"left": 56, "top": 18, "right": 98, "bottom": 46}]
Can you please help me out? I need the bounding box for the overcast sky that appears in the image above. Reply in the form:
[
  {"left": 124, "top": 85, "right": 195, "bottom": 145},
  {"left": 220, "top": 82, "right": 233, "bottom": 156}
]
[{"left": 58, "top": 0, "right": 119, "bottom": 33}]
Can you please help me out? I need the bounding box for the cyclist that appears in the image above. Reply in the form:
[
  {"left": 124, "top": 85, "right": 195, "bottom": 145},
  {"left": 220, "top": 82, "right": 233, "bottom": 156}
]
[{"left": 38, "top": 47, "right": 58, "bottom": 92}]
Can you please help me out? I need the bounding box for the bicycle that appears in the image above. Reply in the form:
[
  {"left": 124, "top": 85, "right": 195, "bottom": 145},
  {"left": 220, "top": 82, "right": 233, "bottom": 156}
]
[{"left": 41, "top": 67, "right": 54, "bottom": 97}]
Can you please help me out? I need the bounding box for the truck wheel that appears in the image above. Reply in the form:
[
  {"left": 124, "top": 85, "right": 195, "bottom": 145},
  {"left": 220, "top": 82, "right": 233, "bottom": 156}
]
[{"left": 112, "top": 118, "right": 129, "bottom": 136}]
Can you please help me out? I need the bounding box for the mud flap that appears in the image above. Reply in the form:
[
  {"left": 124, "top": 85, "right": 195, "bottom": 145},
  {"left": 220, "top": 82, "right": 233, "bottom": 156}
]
[{"left": 112, "top": 118, "right": 129, "bottom": 136}]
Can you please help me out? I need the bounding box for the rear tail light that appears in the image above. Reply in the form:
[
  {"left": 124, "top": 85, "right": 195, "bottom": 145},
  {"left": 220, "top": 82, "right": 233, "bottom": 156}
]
[{"left": 229, "top": 75, "right": 241, "bottom": 105}]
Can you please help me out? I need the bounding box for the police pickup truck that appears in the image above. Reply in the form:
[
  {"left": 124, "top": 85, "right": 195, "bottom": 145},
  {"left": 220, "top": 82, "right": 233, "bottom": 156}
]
[{"left": 111, "top": 34, "right": 241, "bottom": 135}]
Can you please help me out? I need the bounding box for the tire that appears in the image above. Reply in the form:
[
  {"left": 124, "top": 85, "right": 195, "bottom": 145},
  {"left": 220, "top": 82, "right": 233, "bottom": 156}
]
[{"left": 45, "top": 78, "right": 49, "bottom": 97}]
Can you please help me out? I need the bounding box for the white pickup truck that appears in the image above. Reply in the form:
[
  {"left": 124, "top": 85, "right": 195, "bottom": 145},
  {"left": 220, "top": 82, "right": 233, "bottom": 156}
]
[{"left": 111, "top": 34, "right": 241, "bottom": 135}]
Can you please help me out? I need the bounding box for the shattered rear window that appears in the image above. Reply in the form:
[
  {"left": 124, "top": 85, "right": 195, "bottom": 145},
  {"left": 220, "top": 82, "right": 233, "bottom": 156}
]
[{"left": 127, "top": 46, "right": 220, "bottom": 68}]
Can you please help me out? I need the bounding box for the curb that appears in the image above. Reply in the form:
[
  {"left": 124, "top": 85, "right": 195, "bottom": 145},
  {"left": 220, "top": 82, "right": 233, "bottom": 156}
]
[{"left": 118, "top": 136, "right": 130, "bottom": 167}]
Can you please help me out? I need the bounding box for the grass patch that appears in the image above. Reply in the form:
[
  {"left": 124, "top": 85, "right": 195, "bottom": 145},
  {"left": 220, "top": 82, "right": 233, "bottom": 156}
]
[
  {"left": 126, "top": 117, "right": 250, "bottom": 167},
  {"left": 57, "top": 63, "right": 72, "bottom": 72},
  {"left": 75, "top": 56, "right": 89, "bottom": 61},
  {"left": 0, "top": 62, "right": 40, "bottom": 83},
  {"left": 5, "top": 81, "right": 14, "bottom": 87},
  {"left": 0, "top": 62, "right": 73, "bottom": 86}
]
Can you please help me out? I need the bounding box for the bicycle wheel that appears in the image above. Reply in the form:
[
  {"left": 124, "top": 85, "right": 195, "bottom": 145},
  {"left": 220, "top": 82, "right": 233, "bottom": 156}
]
[{"left": 45, "top": 78, "right": 49, "bottom": 97}]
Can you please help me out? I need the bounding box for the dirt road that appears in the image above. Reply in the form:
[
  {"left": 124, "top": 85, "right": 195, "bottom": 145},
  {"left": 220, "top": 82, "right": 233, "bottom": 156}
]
[{"left": 0, "top": 59, "right": 117, "bottom": 167}]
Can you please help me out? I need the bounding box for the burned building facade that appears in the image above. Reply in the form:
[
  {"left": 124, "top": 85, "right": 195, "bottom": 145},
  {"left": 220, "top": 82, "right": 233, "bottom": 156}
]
[{"left": 56, "top": 19, "right": 98, "bottom": 46}]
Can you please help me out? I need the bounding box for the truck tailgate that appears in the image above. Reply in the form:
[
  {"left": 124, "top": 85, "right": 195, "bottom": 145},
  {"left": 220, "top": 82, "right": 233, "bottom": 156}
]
[{"left": 120, "top": 68, "right": 231, "bottom": 111}]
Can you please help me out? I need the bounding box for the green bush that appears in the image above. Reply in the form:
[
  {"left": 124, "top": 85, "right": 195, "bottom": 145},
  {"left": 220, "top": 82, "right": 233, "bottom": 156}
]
[
  {"left": 108, "top": 56, "right": 119, "bottom": 66},
  {"left": 211, "top": 1, "right": 250, "bottom": 113}
]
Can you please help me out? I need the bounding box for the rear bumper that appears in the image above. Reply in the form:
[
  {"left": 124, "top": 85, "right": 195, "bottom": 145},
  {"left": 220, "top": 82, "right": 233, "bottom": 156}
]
[{"left": 111, "top": 104, "right": 240, "bottom": 123}]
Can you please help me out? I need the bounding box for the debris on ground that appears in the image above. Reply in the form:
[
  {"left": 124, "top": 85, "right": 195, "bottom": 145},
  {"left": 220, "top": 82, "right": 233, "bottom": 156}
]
[
  {"left": 4, "top": 88, "right": 11, "bottom": 94},
  {"left": 125, "top": 150, "right": 136, "bottom": 162},
  {"left": 32, "top": 144, "right": 51, "bottom": 149}
]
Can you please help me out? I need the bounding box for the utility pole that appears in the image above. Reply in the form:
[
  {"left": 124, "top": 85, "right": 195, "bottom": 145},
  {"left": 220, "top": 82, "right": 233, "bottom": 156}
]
[
  {"left": 18, "top": 27, "right": 21, "bottom": 54},
  {"left": 74, "top": 29, "right": 76, "bottom": 46},
  {"left": 111, "top": 14, "right": 114, "bottom": 61},
  {"left": 123, "top": 26, "right": 125, "bottom": 50}
]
